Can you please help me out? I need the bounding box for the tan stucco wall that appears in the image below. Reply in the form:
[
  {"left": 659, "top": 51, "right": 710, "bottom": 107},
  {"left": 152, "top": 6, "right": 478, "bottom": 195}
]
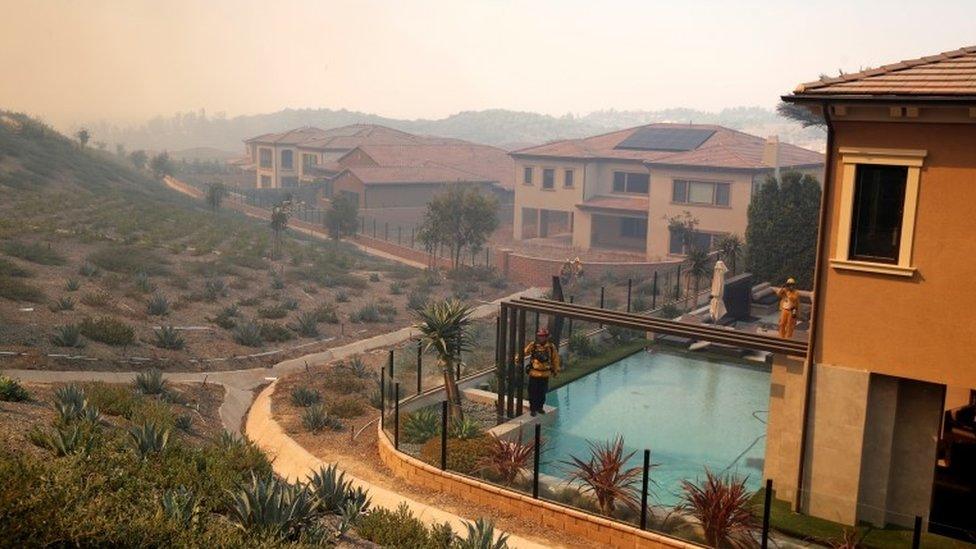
[
  {"left": 512, "top": 158, "right": 585, "bottom": 241},
  {"left": 815, "top": 121, "right": 976, "bottom": 389},
  {"left": 763, "top": 353, "right": 807, "bottom": 505}
]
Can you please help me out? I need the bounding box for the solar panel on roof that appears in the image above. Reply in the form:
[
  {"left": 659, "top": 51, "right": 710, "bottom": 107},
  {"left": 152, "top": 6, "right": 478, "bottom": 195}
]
[{"left": 614, "top": 127, "right": 716, "bottom": 152}]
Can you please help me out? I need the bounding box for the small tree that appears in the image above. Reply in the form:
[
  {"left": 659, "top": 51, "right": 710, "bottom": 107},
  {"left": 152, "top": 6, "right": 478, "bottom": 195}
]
[
  {"left": 205, "top": 181, "right": 226, "bottom": 212},
  {"left": 776, "top": 100, "right": 826, "bottom": 129},
  {"left": 129, "top": 149, "right": 148, "bottom": 171},
  {"left": 418, "top": 187, "right": 498, "bottom": 269},
  {"left": 717, "top": 233, "right": 744, "bottom": 276},
  {"left": 149, "top": 151, "right": 174, "bottom": 180},
  {"left": 115, "top": 143, "right": 126, "bottom": 159},
  {"left": 325, "top": 193, "right": 359, "bottom": 240},
  {"left": 686, "top": 247, "right": 712, "bottom": 301},
  {"left": 75, "top": 128, "right": 90, "bottom": 148},
  {"left": 414, "top": 299, "right": 473, "bottom": 422},
  {"left": 269, "top": 202, "right": 290, "bottom": 260},
  {"left": 664, "top": 211, "right": 699, "bottom": 255}
]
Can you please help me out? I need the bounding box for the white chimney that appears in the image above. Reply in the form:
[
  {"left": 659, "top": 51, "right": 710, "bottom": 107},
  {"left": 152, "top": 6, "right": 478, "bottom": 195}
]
[{"left": 763, "top": 135, "right": 781, "bottom": 180}]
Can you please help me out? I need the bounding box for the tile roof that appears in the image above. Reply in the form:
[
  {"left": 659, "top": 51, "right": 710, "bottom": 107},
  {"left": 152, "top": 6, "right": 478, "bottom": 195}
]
[
  {"left": 245, "top": 126, "right": 330, "bottom": 145},
  {"left": 513, "top": 123, "right": 823, "bottom": 171},
  {"left": 576, "top": 195, "right": 649, "bottom": 214},
  {"left": 341, "top": 143, "right": 514, "bottom": 190},
  {"left": 792, "top": 45, "right": 976, "bottom": 97},
  {"left": 339, "top": 162, "right": 492, "bottom": 186}
]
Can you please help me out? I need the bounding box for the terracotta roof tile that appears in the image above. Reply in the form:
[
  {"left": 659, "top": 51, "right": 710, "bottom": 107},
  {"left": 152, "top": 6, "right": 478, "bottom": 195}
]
[
  {"left": 792, "top": 45, "right": 976, "bottom": 97},
  {"left": 340, "top": 143, "right": 514, "bottom": 190},
  {"left": 577, "top": 195, "right": 649, "bottom": 213},
  {"left": 340, "top": 163, "right": 491, "bottom": 186}
]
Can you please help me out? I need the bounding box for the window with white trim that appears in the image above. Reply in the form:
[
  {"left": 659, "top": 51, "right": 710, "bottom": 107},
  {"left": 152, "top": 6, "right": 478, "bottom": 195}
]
[{"left": 672, "top": 180, "right": 731, "bottom": 207}]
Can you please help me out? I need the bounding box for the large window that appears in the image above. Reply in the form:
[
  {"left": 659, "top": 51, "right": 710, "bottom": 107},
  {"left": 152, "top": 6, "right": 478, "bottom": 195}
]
[
  {"left": 281, "top": 150, "right": 294, "bottom": 170},
  {"left": 612, "top": 171, "right": 650, "bottom": 194},
  {"left": 543, "top": 169, "right": 555, "bottom": 189},
  {"left": 672, "top": 180, "right": 730, "bottom": 206},
  {"left": 259, "top": 148, "right": 272, "bottom": 168},
  {"left": 848, "top": 165, "right": 908, "bottom": 264},
  {"left": 832, "top": 148, "right": 923, "bottom": 277},
  {"left": 620, "top": 217, "right": 648, "bottom": 239},
  {"left": 523, "top": 166, "right": 533, "bottom": 185},
  {"left": 302, "top": 153, "right": 317, "bottom": 170},
  {"left": 564, "top": 169, "right": 574, "bottom": 188},
  {"left": 668, "top": 229, "right": 720, "bottom": 254}
]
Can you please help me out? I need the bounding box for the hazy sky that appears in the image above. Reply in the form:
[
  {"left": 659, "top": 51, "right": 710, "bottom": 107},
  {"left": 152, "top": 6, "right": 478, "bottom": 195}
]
[{"left": 2, "top": 0, "right": 975, "bottom": 129}]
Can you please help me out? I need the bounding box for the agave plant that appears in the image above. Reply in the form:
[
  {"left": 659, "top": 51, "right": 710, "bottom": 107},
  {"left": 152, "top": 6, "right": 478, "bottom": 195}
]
[
  {"left": 477, "top": 433, "right": 535, "bottom": 486},
  {"left": 31, "top": 424, "right": 97, "bottom": 456},
  {"left": 307, "top": 463, "right": 353, "bottom": 513},
  {"left": 401, "top": 407, "right": 440, "bottom": 444},
  {"left": 561, "top": 436, "right": 643, "bottom": 517},
  {"left": 146, "top": 292, "right": 171, "bottom": 316},
  {"left": 135, "top": 271, "right": 156, "bottom": 293},
  {"left": 153, "top": 325, "right": 185, "bottom": 350},
  {"left": 160, "top": 486, "right": 201, "bottom": 528},
  {"left": 227, "top": 473, "right": 315, "bottom": 540},
  {"left": 290, "top": 386, "right": 321, "bottom": 407},
  {"left": 678, "top": 469, "right": 758, "bottom": 549},
  {"left": 413, "top": 299, "right": 474, "bottom": 421},
  {"left": 450, "top": 416, "right": 483, "bottom": 440},
  {"left": 51, "top": 324, "right": 85, "bottom": 348},
  {"left": 129, "top": 421, "right": 170, "bottom": 458},
  {"left": 175, "top": 414, "right": 193, "bottom": 432},
  {"left": 302, "top": 404, "right": 342, "bottom": 432},
  {"left": 54, "top": 384, "right": 100, "bottom": 424},
  {"left": 0, "top": 375, "right": 30, "bottom": 402},
  {"left": 134, "top": 367, "right": 167, "bottom": 395},
  {"left": 78, "top": 261, "right": 100, "bottom": 277},
  {"left": 343, "top": 357, "right": 371, "bottom": 379},
  {"left": 233, "top": 321, "right": 264, "bottom": 347},
  {"left": 50, "top": 296, "right": 75, "bottom": 311},
  {"left": 203, "top": 278, "right": 227, "bottom": 301},
  {"left": 457, "top": 518, "right": 510, "bottom": 549},
  {"left": 291, "top": 311, "right": 319, "bottom": 337}
]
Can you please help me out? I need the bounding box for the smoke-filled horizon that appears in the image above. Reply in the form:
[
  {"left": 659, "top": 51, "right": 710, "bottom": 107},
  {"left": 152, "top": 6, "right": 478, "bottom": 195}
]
[{"left": 2, "top": 0, "right": 974, "bottom": 130}]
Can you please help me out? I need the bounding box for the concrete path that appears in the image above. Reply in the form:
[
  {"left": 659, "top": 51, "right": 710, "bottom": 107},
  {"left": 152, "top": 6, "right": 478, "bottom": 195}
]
[{"left": 2, "top": 287, "right": 541, "bottom": 433}]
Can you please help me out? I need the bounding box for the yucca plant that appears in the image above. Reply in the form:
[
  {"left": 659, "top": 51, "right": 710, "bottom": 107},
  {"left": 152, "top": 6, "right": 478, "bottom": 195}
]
[
  {"left": 134, "top": 367, "right": 167, "bottom": 395},
  {"left": 291, "top": 311, "right": 319, "bottom": 337},
  {"left": 414, "top": 299, "right": 474, "bottom": 421},
  {"left": 64, "top": 278, "right": 81, "bottom": 292},
  {"left": 153, "top": 325, "right": 185, "bottom": 350},
  {"left": 146, "top": 293, "right": 171, "bottom": 316},
  {"left": 401, "top": 407, "right": 440, "bottom": 444},
  {"left": 160, "top": 486, "right": 201, "bottom": 528},
  {"left": 129, "top": 421, "right": 170, "bottom": 458},
  {"left": 0, "top": 375, "right": 30, "bottom": 402},
  {"left": 307, "top": 464, "right": 353, "bottom": 513},
  {"left": 290, "top": 386, "right": 321, "bottom": 407},
  {"left": 50, "top": 296, "right": 75, "bottom": 312},
  {"left": 561, "top": 436, "right": 643, "bottom": 517},
  {"left": 30, "top": 423, "right": 97, "bottom": 456},
  {"left": 233, "top": 321, "right": 264, "bottom": 347},
  {"left": 457, "top": 518, "right": 509, "bottom": 549},
  {"left": 678, "top": 469, "right": 758, "bottom": 549},
  {"left": 450, "top": 416, "right": 483, "bottom": 440},
  {"left": 227, "top": 473, "right": 315, "bottom": 540},
  {"left": 302, "top": 404, "right": 342, "bottom": 432},
  {"left": 477, "top": 433, "right": 535, "bottom": 486}
]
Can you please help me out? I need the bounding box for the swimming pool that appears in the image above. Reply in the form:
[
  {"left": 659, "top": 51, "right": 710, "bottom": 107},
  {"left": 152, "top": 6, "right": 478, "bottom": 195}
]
[{"left": 542, "top": 349, "right": 770, "bottom": 508}]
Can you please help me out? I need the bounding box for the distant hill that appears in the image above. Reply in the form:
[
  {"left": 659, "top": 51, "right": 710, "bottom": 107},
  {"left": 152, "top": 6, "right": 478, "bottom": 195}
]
[{"left": 84, "top": 106, "right": 826, "bottom": 156}]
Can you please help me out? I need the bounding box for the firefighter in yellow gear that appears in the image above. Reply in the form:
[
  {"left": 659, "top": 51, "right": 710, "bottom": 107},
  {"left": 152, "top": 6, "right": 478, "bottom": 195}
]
[
  {"left": 776, "top": 278, "right": 801, "bottom": 339},
  {"left": 518, "top": 327, "right": 561, "bottom": 416}
]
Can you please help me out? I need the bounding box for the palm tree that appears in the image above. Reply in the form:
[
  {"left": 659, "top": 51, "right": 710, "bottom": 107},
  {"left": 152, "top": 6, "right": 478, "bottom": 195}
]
[
  {"left": 717, "top": 233, "right": 744, "bottom": 276},
  {"left": 686, "top": 247, "right": 712, "bottom": 305},
  {"left": 413, "top": 299, "right": 473, "bottom": 421},
  {"left": 269, "top": 202, "right": 290, "bottom": 260}
]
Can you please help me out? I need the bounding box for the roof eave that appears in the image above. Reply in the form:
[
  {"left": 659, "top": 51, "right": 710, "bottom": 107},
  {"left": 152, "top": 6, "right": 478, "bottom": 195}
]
[{"left": 783, "top": 93, "right": 976, "bottom": 105}]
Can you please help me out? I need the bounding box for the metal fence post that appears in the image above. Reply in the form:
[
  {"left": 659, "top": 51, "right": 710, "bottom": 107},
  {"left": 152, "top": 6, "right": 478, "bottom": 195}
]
[
  {"left": 440, "top": 400, "right": 448, "bottom": 470},
  {"left": 761, "top": 478, "right": 772, "bottom": 548},
  {"left": 388, "top": 349, "right": 394, "bottom": 385},
  {"left": 361, "top": 216, "right": 365, "bottom": 234},
  {"left": 675, "top": 264, "right": 682, "bottom": 297},
  {"left": 507, "top": 306, "right": 517, "bottom": 418},
  {"left": 494, "top": 313, "right": 504, "bottom": 420},
  {"left": 640, "top": 449, "right": 650, "bottom": 529},
  {"left": 912, "top": 516, "right": 922, "bottom": 549},
  {"left": 516, "top": 309, "right": 526, "bottom": 416},
  {"left": 384, "top": 222, "right": 388, "bottom": 240},
  {"left": 627, "top": 278, "right": 633, "bottom": 312},
  {"left": 398, "top": 225, "right": 402, "bottom": 245},
  {"left": 380, "top": 368, "right": 385, "bottom": 430},
  {"left": 372, "top": 218, "right": 376, "bottom": 238},
  {"left": 567, "top": 296, "right": 574, "bottom": 340},
  {"left": 532, "top": 424, "right": 541, "bottom": 499},
  {"left": 485, "top": 247, "right": 490, "bottom": 268},
  {"left": 410, "top": 227, "right": 415, "bottom": 248},
  {"left": 416, "top": 340, "right": 423, "bottom": 394},
  {"left": 652, "top": 271, "right": 658, "bottom": 309},
  {"left": 394, "top": 383, "right": 400, "bottom": 450}
]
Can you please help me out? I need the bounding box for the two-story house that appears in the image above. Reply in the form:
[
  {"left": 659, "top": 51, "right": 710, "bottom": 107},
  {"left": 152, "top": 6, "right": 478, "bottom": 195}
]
[
  {"left": 510, "top": 124, "right": 824, "bottom": 261},
  {"left": 766, "top": 45, "right": 976, "bottom": 536}
]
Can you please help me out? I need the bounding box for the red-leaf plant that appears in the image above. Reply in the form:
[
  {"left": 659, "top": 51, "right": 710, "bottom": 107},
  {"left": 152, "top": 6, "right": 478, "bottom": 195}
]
[
  {"left": 678, "top": 468, "right": 759, "bottom": 548},
  {"left": 561, "top": 435, "right": 643, "bottom": 517}
]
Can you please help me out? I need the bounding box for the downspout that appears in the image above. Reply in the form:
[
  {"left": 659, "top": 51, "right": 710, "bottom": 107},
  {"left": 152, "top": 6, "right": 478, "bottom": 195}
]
[{"left": 793, "top": 101, "right": 834, "bottom": 512}]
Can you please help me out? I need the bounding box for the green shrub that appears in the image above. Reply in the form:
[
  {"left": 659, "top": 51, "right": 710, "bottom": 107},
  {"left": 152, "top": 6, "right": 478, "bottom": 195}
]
[
  {"left": 2, "top": 240, "right": 66, "bottom": 265},
  {"left": 390, "top": 280, "right": 407, "bottom": 295},
  {"left": 153, "top": 326, "right": 185, "bottom": 350},
  {"left": 368, "top": 272, "right": 381, "bottom": 282},
  {"left": 328, "top": 397, "right": 366, "bottom": 419},
  {"left": 0, "top": 257, "right": 32, "bottom": 277},
  {"left": 350, "top": 303, "right": 381, "bottom": 323},
  {"left": 402, "top": 407, "right": 440, "bottom": 444},
  {"left": 312, "top": 302, "right": 339, "bottom": 323},
  {"left": 174, "top": 414, "right": 193, "bottom": 432},
  {"left": 134, "top": 368, "right": 166, "bottom": 395},
  {"left": 258, "top": 322, "right": 293, "bottom": 342},
  {"left": 134, "top": 271, "right": 156, "bottom": 293},
  {"left": 78, "top": 261, "right": 100, "bottom": 277},
  {"left": 80, "top": 316, "right": 135, "bottom": 346},
  {"left": 339, "top": 357, "right": 371, "bottom": 379},
  {"left": 407, "top": 291, "right": 428, "bottom": 311},
  {"left": 334, "top": 289, "right": 350, "bottom": 303},
  {"left": 87, "top": 246, "right": 167, "bottom": 275},
  {"left": 256, "top": 304, "right": 287, "bottom": 319},
  {"left": 291, "top": 311, "right": 319, "bottom": 337},
  {"left": 129, "top": 422, "right": 170, "bottom": 458},
  {"left": 146, "top": 293, "right": 171, "bottom": 316},
  {"left": 130, "top": 398, "right": 177, "bottom": 429},
  {"left": 569, "top": 332, "right": 599, "bottom": 358},
  {"left": 84, "top": 382, "right": 137, "bottom": 418},
  {"left": 0, "top": 276, "right": 46, "bottom": 303},
  {"left": 237, "top": 296, "right": 261, "bottom": 307},
  {"left": 50, "top": 296, "right": 75, "bottom": 311},
  {"left": 64, "top": 278, "right": 81, "bottom": 291},
  {"left": 203, "top": 278, "right": 227, "bottom": 301},
  {"left": 80, "top": 289, "right": 112, "bottom": 307},
  {"left": 419, "top": 435, "right": 493, "bottom": 475},
  {"left": 302, "top": 404, "right": 343, "bottom": 432},
  {"left": 357, "top": 502, "right": 451, "bottom": 549},
  {"left": 232, "top": 321, "right": 263, "bottom": 347},
  {"left": 289, "top": 386, "right": 321, "bottom": 407},
  {"left": 29, "top": 423, "right": 98, "bottom": 457},
  {"left": 0, "top": 375, "right": 30, "bottom": 402},
  {"left": 324, "top": 371, "right": 367, "bottom": 395},
  {"left": 269, "top": 272, "right": 285, "bottom": 290},
  {"left": 51, "top": 324, "right": 85, "bottom": 348},
  {"left": 227, "top": 474, "right": 316, "bottom": 541},
  {"left": 208, "top": 305, "right": 238, "bottom": 329},
  {"left": 281, "top": 298, "right": 299, "bottom": 310},
  {"left": 450, "top": 416, "right": 483, "bottom": 440}
]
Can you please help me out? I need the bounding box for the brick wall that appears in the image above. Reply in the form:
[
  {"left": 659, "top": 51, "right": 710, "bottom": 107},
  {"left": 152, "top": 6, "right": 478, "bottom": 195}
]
[
  {"left": 496, "top": 249, "right": 684, "bottom": 287},
  {"left": 352, "top": 234, "right": 452, "bottom": 270},
  {"left": 376, "top": 426, "right": 697, "bottom": 549}
]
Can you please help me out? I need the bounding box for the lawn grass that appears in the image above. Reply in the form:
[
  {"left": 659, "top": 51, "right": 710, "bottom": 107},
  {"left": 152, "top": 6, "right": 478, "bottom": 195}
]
[{"left": 549, "top": 337, "right": 649, "bottom": 391}]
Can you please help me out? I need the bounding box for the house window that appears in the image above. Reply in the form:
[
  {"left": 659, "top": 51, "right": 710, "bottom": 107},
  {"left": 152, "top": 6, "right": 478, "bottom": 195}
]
[
  {"left": 543, "top": 169, "right": 555, "bottom": 189},
  {"left": 672, "top": 180, "right": 731, "bottom": 206},
  {"left": 832, "top": 148, "right": 924, "bottom": 276},
  {"left": 564, "top": 169, "right": 574, "bottom": 188},
  {"left": 612, "top": 172, "right": 650, "bottom": 194},
  {"left": 281, "top": 150, "right": 294, "bottom": 170},
  {"left": 259, "top": 175, "right": 271, "bottom": 188},
  {"left": 620, "top": 217, "right": 648, "bottom": 239},
  {"left": 523, "top": 167, "right": 533, "bottom": 185},
  {"left": 259, "top": 148, "right": 272, "bottom": 169},
  {"left": 668, "top": 228, "right": 719, "bottom": 254},
  {"left": 302, "top": 153, "right": 317, "bottom": 169}
]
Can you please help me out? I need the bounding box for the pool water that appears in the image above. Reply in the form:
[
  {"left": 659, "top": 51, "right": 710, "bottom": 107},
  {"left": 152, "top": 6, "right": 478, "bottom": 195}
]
[{"left": 542, "top": 349, "right": 770, "bottom": 507}]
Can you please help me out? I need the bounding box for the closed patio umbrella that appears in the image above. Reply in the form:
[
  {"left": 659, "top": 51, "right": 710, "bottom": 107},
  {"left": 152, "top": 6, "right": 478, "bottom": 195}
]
[{"left": 709, "top": 260, "right": 728, "bottom": 323}]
